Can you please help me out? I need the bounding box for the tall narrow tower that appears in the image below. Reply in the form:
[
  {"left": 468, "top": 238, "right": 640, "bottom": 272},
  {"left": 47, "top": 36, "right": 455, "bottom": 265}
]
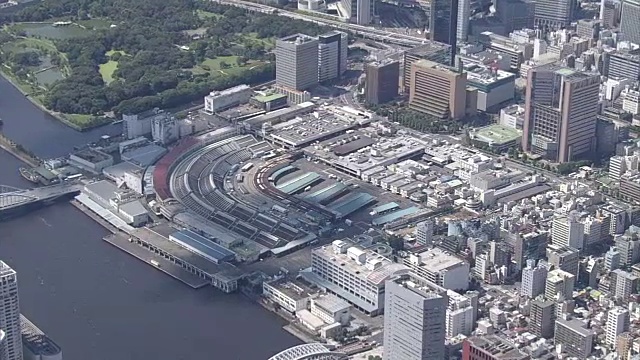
[
  {"left": 384, "top": 274, "right": 447, "bottom": 360},
  {"left": 0, "top": 261, "right": 22, "bottom": 360},
  {"left": 430, "top": 0, "right": 458, "bottom": 64}
]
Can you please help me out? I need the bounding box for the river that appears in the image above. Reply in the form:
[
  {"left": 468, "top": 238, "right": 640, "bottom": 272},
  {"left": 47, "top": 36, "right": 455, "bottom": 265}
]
[{"left": 0, "top": 77, "right": 301, "bottom": 360}]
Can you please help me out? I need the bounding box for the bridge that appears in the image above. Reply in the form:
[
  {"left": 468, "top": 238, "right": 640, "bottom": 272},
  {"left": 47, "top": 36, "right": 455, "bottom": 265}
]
[
  {"left": 0, "top": 183, "right": 83, "bottom": 220},
  {"left": 215, "top": 0, "right": 429, "bottom": 46}
]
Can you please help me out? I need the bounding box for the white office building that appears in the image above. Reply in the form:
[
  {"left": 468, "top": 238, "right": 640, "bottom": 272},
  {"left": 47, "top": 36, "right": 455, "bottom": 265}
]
[
  {"left": 606, "top": 307, "right": 630, "bottom": 346},
  {"left": 545, "top": 268, "right": 575, "bottom": 301},
  {"left": 521, "top": 259, "right": 548, "bottom": 298},
  {"left": 307, "top": 240, "right": 408, "bottom": 315},
  {"left": 403, "top": 247, "right": 470, "bottom": 291},
  {"left": 446, "top": 290, "right": 475, "bottom": 337},
  {"left": 384, "top": 273, "right": 447, "bottom": 360},
  {"left": 552, "top": 215, "right": 585, "bottom": 250},
  {"left": 203, "top": 85, "right": 253, "bottom": 114},
  {"left": 0, "top": 262, "right": 22, "bottom": 360},
  {"left": 415, "top": 220, "right": 434, "bottom": 246}
]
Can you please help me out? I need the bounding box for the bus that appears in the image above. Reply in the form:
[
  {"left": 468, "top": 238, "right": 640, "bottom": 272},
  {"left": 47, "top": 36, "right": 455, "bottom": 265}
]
[{"left": 241, "top": 163, "right": 254, "bottom": 172}]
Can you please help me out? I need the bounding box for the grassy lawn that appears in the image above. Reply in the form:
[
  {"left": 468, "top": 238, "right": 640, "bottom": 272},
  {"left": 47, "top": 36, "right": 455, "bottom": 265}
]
[
  {"left": 100, "top": 50, "right": 129, "bottom": 84},
  {"left": 61, "top": 113, "right": 111, "bottom": 128},
  {"left": 77, "top": 18, "right": 113, "bottom": 30},
  {"left": 190, "top": 56, "right": 267, "bottom": 77},
  {"left": 196, "top": 9, "right": 223, "bottom": 20},
  {"left": 242, "top": 32, "right": 275, "bottom": 49},
  {"left": 99, "top": 60, "right": 118, "bottom": 84}
]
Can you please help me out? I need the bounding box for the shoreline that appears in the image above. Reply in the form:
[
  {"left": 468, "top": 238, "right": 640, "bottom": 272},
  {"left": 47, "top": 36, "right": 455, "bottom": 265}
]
[
  {"left": 0, "top": 70, "right": 106, "bottom": 132},
  {"left": 0, "top": 133, "right": 41, "bottom": 167},
  {"left": 69, "top": 198, "right": 314, "bottom": 343}
]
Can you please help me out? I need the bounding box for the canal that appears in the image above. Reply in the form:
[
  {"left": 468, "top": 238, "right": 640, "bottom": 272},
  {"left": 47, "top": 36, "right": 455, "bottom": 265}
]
[{"left": 0, "top": 77, "right": 301, "bottom": 360}]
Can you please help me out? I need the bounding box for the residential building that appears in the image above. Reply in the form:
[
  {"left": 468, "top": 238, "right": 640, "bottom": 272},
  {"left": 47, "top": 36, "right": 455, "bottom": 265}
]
[
  {"left": 621, "top": 0, "right": 640, "bottom": 45},
  {"left": 446, "top": 290, "right": 475, "bottom": 337},
  {"left": 606, "top": 307, "right": 630, "bottom": 346},
  {"left": 521, "top": 259, "right": 548, "bottom": 298},
  {"left": 384, "top": 273, "right": 447, "bottom": 360},
  {"left": 545, "top": 268, "right": 575, "bottom": 301},
  {"left": 546, "top": 244, "right": 580, "bottom": 276},
  {"left": 415, "top": 220, "right": 434, "bottom": 246},
  {"left": 0, "top": 261, "right": 22, "bottom": 360},
  {"left": 611, "top": 268, "right": 639, "bottom": 300},
  {"left": 430, "top": 0, "right": 458, "bottom": 64},
  {"left": 622, "top": 88, "right": 640, "bottom": 115},
  {"left": 615, "top": 232, "right": 640, "bottom": 265},
  {"left": 409, "top": 59, "right": 469, "bottom": 120},
  {"left": 554, "top": 317, "right": 595, "bottom": 358},
  {"left": 462, "top": 335, "right": 529, "bottom": 360},
  {"left": 275, "top": 34, "right": 319, "bottom": 91},
  {"left": 308, "top": 240, "right": 408, "bottom": 315},
  {"left": 364, "top": 60, "right": 399, "bottom": 105},
  {"left": 605, "top": 247, "right": 621, "bottom": 271},
  {"left": 402, "top": 43, "right": 453, "bottom": 93},
  {"left": 530, "top": 297, "right": 555, "bottom": 338},
  {"left": 551, "top": 216, "right": 584, "bottom": 251},
  {"left": 522, "top": 65, "right": 600, "bottom": 163},
  {"left": 616, "top": 332, "right": 634, "bottom": 360}
]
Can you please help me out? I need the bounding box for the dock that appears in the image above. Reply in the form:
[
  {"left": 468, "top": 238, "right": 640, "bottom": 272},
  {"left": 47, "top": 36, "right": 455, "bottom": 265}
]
[{"left": 103, "top": 234, "right": 209, "bottom": 289}]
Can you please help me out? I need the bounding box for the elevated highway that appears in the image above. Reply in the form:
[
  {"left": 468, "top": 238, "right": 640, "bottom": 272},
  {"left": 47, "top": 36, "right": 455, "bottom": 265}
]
[
  {"left": 0, "top": 183, "right": 83, "bottom": 220},
  {"left": 214, "top": 0, "right": 428, "bottom": 46}
]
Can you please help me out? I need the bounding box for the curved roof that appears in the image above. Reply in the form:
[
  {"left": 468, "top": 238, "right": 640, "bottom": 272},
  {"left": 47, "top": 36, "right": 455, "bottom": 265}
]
[{"left": 268, "top": 343, "right": 347, "bottom": 360}]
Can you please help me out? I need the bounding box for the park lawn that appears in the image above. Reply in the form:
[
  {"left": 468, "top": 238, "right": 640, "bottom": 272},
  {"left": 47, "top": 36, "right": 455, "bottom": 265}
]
[
  {"left": 61, "top": 113, "right": 111, "bottom": 129},
  {"left": 190, "top": 55, "right": 240, "bottom": 75},
  {"left": 196, "top": 9, "right": 223, "bottom": 20},
  {"left": 77, "top": 18, "right": 113, "bottom": 30},
  {"left": 242, "top": 32, "right": 275, "bottom": 49},
  {"left": 99, "top": 60, "right": 118, "bottom": 84}
]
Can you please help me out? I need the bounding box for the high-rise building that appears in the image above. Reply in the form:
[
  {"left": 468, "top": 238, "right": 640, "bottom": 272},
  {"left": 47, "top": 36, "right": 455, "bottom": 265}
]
[
  {"left": 522, "top": 65, "right": 600, "bottom": 163},
  {"left": 545, "top": 269, "right": 575, "bottom": 301},
  {"left": 364, "top": 60, "right": 399, "bottom": 105},
  {"left": 275, "top": 34, "right": 319, "bottom": 91},
  {"left": 605, "top": 247, "right": 621, "bottom": 272},
  {"left": 446, "top": 290, "right": 475, "bottom": 337},
  {"left": 430, "top": 0, "right": 458, "bottom": 64},
  {"left": 521, "top": 259, "right": 548, "bottom": 298},
  {"left": 621, "top": 0, "right": 640, "bottom": 45},
  {"left": 511, "top": 231, "right": 548, "bottom": 271},
  {"left": 457, "top": 0, "right": 471, "bottom": 42},
  {"left": 462, "top": 335, "right": 530, "bottom": 360},
  {"left": 611, "top": 268, "right": 640, "bottom": 300},
  {"left": 616, "top": 332, "right": 635, "bottom": 360},
  {"left": 554, "top": 317, "right": 595, "bottom": 358},
  {"left": 606, "top": 307, "right": 630, "bottom": 346},
  {"left": 533, "top": 0, "right": 573, "bottom": 30},
  {"left": 601, "top": 0, "right": 620, "bottom": 28},
  {"left": 615, "top": 233, "right": 640, "bottom": 266},
  {"left": 318, "top": 31, "right": 348, "bottom": 83},
  {"left": 402, "top": 43, "right": 453, "bottom": 93},
  {"left": 402, "top": 41, "right": 455, "bottom": 94},
  {"left": 416, "top": 220, "right": 434, "bottom": 246},
  {"left": 384, "top": 273, "right": 447, "bottom": 360},
  {"left": 0, "top": 330, "right": 5, "bottom": 360},
  {"left": 546, "top": 244, "right": 580, "bottom": 276},
  {"left": 530, "top": 297, "right": 555, "bottom": 339},
  {"left": 0, "top": 262, "right": 22, "bottom": 360},
  {"left": 341, "top": 0, "right": 374, "bottom": 24},
  {"left": 495, "top": 0, "right": 535, "bottom": 34},
  {"left": 603, "top": 49, "right": 640, "bottom": 82},
  {"left": 551, "top": 216, "right": 585, "bottom": 251},
  {"left": 409, "top": 59, "right": 469, "bottom": 120}
]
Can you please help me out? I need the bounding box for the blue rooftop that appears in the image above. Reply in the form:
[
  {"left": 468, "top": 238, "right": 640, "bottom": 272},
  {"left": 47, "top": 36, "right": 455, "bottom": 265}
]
[
  {"left": 304, "top": 183, "right": 348, "bottom": 203},
  {"left": 269, "top": 165, "right": 297, "bottom": 182},
  {"left": 169, "top": 230, "right": 236, "bottom": 264},
  {"left": 276, "top": 172, "right": 322, "bottom": 194},
  {"left": 371, "top": 202, "right": 399, "bottom": 214},
  {"left": 372, "top": 207, "right": 419, "bottom": 226},
  {"left": 329, "top": 192, "right": 376, "bottom": 218}
]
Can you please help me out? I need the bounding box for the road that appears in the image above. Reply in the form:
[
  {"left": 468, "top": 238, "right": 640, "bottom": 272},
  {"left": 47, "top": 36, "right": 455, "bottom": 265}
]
[{"left": 214, "top": 0, "right": 428, "bottom": 46}]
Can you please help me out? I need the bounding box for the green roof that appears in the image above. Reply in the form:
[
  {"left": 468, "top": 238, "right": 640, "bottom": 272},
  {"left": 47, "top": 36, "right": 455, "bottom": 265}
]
[
  {"left": 253, "top": 93, "right": 287, "bottom": 103},
  {"left": 473, "top": 124, "right": 522, "bottom": 145}
]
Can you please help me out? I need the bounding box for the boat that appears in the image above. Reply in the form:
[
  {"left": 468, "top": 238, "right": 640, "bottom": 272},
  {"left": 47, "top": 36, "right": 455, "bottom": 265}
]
[{"left": 19, "top": 167, "right": 40, "bottom": 183}]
